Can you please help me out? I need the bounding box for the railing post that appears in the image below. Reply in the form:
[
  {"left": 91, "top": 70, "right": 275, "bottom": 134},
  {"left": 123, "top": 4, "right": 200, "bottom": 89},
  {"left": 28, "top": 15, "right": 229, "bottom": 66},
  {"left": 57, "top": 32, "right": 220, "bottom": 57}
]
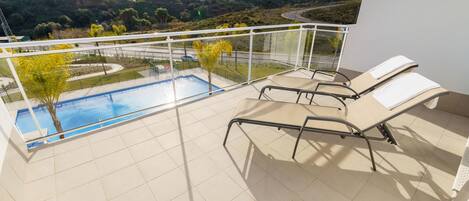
[
  {"left": 247, "top": 29, "right": 254, "bottom": 83},
  {"left": 307, "top": 25, "right": 317, "bottom": 71},
  {"left": 294, "top": 25, "right": 304, "bottom": 69},
  {"left": 335, "top": 27, "right": 349, "bottom": 72},
  {"left": 1, "top": 48, "right": 45, "bottom": 137},
  {"left": 167, "top": 37, "right": 178, "bottom": 103}
]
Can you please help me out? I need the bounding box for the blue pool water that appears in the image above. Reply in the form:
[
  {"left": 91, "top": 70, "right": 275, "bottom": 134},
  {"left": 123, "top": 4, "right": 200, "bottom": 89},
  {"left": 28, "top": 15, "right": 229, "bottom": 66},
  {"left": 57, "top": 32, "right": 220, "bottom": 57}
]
[{"left": 16, "top": 75, "right": 222, "bottom": 147}]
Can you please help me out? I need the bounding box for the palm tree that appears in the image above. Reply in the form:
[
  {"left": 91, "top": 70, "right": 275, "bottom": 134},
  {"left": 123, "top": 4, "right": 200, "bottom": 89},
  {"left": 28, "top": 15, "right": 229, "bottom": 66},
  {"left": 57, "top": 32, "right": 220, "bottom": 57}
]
[
  {"left": 193, "top": 40, "right": 232, "bottom": 94},
  {"left": 15, "top": 45, "right": 73, "bottom": 138},
  {"left": 88, "top": 24, "right": 108, "bottom": 75},
  {"left": 328, "top": 30, "right": 343, "bottom": 69}
]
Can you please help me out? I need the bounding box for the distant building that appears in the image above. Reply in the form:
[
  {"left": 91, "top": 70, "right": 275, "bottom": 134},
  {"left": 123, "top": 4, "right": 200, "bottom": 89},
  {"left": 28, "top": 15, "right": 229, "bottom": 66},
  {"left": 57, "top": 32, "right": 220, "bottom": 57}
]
[{"left": 0, "top": 36, "right": 30, "bottom": 43}]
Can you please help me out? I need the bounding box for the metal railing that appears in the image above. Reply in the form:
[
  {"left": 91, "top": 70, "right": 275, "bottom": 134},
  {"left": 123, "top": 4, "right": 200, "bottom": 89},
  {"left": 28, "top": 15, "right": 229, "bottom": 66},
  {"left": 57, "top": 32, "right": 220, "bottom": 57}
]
[{"left": 0, "top": 22, "right": 350, "bottom": 149}]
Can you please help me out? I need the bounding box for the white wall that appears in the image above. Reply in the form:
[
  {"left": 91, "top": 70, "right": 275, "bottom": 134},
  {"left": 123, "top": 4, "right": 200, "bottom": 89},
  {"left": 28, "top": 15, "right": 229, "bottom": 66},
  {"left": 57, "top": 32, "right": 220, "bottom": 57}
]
[{"left": 341, "top": 0, "right": 469, "bottom": 94}]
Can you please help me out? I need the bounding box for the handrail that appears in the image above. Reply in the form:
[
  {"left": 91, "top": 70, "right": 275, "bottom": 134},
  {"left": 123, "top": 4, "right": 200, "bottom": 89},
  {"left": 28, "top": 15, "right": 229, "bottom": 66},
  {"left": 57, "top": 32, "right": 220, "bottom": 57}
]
[{"left": 0, "top": 22, "right": 349, "bottom": 49}]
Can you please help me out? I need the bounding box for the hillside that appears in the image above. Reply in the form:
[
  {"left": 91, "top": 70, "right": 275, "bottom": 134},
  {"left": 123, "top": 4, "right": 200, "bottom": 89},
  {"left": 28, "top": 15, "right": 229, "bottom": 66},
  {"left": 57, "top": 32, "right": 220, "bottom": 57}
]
[{"left": 0, "top": 0, "right": 341, "bottom": 37}]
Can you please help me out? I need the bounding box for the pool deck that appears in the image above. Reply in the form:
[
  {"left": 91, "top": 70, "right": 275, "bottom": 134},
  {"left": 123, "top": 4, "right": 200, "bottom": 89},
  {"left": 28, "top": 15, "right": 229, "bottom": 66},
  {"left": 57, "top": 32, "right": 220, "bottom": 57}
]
[{"left": 13, "top": 70, "right": 469, "bottom": 201}]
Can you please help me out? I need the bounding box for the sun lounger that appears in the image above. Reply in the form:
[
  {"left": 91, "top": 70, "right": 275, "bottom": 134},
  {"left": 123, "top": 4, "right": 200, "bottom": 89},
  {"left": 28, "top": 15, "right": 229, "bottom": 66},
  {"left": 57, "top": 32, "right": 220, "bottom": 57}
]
[
  {"left": 225, "top": 73, "right": 448, "bottom": 171},
  {"left": 259, "top": 55, "right": 418, "bottom": 102}
]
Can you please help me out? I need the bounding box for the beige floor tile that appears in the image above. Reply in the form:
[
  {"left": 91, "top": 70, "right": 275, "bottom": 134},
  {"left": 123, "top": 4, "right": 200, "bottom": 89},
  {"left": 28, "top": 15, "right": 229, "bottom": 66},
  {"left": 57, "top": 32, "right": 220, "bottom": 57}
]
[
  {"left": 193, "top": 132, "right": 224, "bottom": 153},
  {"left": 232, "top": 191, "right": 255, "bottom": 201},
  {"left": 24, "top": 175, "right": 56, "bottom": 201},
  {"left": 146, "top": 119, "right": 177, "bottom": 137},
  {"left": 0, "top": 185, "right": 15, "bottom": 201},
  {"left": 54, "top": 145, "right": 93, "bottom": 172},
  {"left": 171, "top": 190, "right": 206, "bottom": 201},
  {"left": 196, "top": 172, "right": 243, "bottom": 201},
  {"left": 54, "top": 137, "right": 89, "bottom": 155},
  {"left": 95, "top": 149, "right": 135, "bottom": 176},
  {"left": 170, "top": 113, "right": 198, "bottom": 127},
  {"left": 224, "top": 162, "right": 267, "bottom": 190},
  {"left": 55, "top": 161, "right": 99, "bottom": 193},
  {"left": 167, "top": 142, "right": 205, "bottom": 166},
  {"left": 180, "top": 122, "right": 211, "bottom": 140},
  {"left": 110, "top": 184, "right": 156, "bottom": 201},
  {"left": 269, "top": 160, "right": 316, "bottom": 194},
  {"left": 189, "top": 107, "right": 217, "bottom": 120},
  {"left": 246, "top": 175, "right": 302, "bottom": 201},
  {"left": 141, "top": 113, "right": 169, "bottom": 126},
  {"left": 90, "top": 136, "right": 126, "bottom": 158},
  {"left": 128, "top": 138, "right": 165, "bottom": 162},
  {"left": 148, "top": 168, "right": 191, "bottom": 201},
  {"left": 120, "top": 127, "right": 154, "bottom": 147},
  {"left": 116, "top": 120, "right": 146, "bottom": 133},
  {"left": 56, "top": 180, "right": 106, "bottom": 201},
  {"left": 27, "top": 146, "right": 55, "bottom": 163},
  {"left": 25, "top": 157, "right": 55, "bottom": 182},
  {"left": 298, "top": 180, "right": 350, "bottom": 201},
  {"left": 157, "top": 130, "right": 190, "bottom": 150},
  {"left": 87, "top": 128, "right": 120, "bottom": 143},
  {"left": 179, "top": 156, "right": 221, "bottom": 186},
  {"left": 365, "top": 172, "right": 421, "bottom": 201},
  {"left": 101, "top": 165, "right": 145, "bottom": 199},
  {"left": 353, "top": 183, "right": 407, "bottom": 201},
  {"left": 137, "top": 152, "right": 177, "bottom": 181}
]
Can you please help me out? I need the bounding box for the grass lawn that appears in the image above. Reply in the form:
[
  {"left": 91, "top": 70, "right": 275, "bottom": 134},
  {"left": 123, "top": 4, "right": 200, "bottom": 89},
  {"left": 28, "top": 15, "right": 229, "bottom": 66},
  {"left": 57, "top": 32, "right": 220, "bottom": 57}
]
[
  {"left": 175, "top": 61, "right": 291, "bottom": 83},
  {"left": 2, "top": 59, "right": 289, "bottom": 103},
  {"left": 0, "top": 59, "right": 12, "bottom": 77}
]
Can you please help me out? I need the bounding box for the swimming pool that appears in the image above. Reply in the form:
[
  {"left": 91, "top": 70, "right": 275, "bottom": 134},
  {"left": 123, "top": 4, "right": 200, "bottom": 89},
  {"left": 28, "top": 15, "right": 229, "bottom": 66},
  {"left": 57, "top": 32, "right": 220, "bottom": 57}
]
[{"left": 16, "top": 75, "right": 222, "bottom": 148}]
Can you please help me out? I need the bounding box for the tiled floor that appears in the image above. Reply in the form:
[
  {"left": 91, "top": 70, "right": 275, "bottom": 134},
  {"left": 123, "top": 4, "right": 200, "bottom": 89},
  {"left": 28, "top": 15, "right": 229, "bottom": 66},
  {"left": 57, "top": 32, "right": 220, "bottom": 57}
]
[{"left": 21, "top": 70, "right": 469, "bottom": 201}]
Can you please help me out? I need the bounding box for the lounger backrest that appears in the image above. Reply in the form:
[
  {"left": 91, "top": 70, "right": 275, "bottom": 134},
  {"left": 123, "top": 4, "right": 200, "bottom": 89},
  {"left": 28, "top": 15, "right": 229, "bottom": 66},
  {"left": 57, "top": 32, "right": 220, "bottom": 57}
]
[
  {"left": 345, "top": 74, "right": 447, "bottom": 131},
  {"left": 349, "top": 55, "right": 418, "bottom": 94}
]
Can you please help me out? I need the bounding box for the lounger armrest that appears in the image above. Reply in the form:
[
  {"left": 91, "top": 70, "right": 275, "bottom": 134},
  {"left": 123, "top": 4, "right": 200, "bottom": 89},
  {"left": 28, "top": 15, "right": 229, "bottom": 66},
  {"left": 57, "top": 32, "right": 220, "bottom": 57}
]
[
  {"left": 302, "top": 116, "right": 362, "bottom": 134},
  {"left": 316, "top": 82, "right": 360, "bottom": 99},
  {"left": 311, "top": 70, "right": 351, "bottom": 86},
  {"left": 297, "top": 90, "right": 347, "bottom": 108}
]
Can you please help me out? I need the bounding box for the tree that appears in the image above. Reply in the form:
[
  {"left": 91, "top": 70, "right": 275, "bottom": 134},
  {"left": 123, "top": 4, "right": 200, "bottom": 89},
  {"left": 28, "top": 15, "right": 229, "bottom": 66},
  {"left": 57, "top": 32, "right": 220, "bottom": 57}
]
[
  {"left": 88, "top": 24, "right": 108, "bottom": 75},
  {"left": 9, "top": 13, "right": 25, "bottom": 26},
  {"left": 34, "top": 22, "right": 61, "bottom": 38},
  {"left": 155, "top": 7, "right": 169, "bottom": 24},
  {"left": 14, "top": 44, "right": 73, "bottom": 138},
  {"left": 232, "top": 23, "right": 248, "bottom": 70},
  {"left": 328, "top": 30, "right": 343, "bottom": 69},
  {"left": 58, "top": 15, "right": 73, "bottom": 28},
  {"left": 119, "top": 8, "right": 139, "bottom": 30},
  {"left": 180, "top": 30, "right": 191, "bottom": 57},
  {"left": 193, "top": 40, "right": 232, "bottom": 94},
  {"left": 74, "top": 9, "right": 92, "bottom": 27},
  {"left": 112, "top": 24, "right": 127, "bottom": 36}
]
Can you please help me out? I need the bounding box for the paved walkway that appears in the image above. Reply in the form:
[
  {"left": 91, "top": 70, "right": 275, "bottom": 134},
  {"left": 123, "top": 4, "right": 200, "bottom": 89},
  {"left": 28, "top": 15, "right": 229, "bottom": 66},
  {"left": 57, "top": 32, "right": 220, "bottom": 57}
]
[{"left": 68, "top": 63, "right": 124, "bottom": 81}]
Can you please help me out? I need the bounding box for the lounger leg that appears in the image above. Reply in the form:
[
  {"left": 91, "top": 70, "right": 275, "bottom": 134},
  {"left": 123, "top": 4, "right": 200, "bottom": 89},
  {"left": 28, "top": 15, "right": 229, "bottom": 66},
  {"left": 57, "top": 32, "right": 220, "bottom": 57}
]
[
  {"left": 296, "top": 92, "right": 303, "bottom": 103},
  {"left": 223, "top": 120, "right": 236, "bottom": 146},
  {"left": 258, "top": 86, "right": 268, "bottom": 99},
  {"left": 364, "top": 137, "right": 377, "bottom": 171},
  {"left": 292, "top": 128, "right": 305, "bottom": 159}
]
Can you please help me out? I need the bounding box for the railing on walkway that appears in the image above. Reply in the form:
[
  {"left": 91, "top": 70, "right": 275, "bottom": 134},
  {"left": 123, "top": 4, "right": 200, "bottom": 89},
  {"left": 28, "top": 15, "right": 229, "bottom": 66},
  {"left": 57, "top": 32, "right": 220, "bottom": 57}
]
[{"left": 0, "top": 23, "right": 350, "bottom": 149}]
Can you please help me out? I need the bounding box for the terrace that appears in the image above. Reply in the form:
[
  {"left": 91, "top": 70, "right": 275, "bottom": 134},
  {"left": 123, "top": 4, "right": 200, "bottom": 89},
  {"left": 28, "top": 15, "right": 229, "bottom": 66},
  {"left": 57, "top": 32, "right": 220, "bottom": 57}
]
[{"left": 1, "top": 2, "right": 469, "bottom": 201}]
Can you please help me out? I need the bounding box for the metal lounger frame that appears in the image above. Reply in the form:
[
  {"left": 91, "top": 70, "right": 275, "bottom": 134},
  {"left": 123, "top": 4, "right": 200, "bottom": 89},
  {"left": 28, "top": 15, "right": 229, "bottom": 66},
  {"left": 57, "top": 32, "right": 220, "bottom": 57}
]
[
  {"left": 258, "top": 65, "right": 419, "bottom": 101},
  {"left": 224, "top": 89, "right": 446, "bottom": 171}
]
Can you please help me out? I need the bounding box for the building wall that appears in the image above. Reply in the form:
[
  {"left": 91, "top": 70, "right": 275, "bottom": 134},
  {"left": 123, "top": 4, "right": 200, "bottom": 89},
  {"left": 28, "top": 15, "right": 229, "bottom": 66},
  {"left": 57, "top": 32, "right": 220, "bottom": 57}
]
[
  {"left": 0, "top": 98, "right": 27, "bottom": 201},
  {"left": 341, "top": 0, "right": 469, "bottom": 94}
]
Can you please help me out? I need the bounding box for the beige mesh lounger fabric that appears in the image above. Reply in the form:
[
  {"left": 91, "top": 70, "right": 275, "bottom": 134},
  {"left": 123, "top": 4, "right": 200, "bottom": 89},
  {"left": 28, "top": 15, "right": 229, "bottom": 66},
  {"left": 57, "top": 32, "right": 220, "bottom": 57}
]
[
  {"left": 259, "top": 56, "right": 418, "bottom": 102},
  {"left": 225, "top": 80, "right": 447, "bottom": 171}
]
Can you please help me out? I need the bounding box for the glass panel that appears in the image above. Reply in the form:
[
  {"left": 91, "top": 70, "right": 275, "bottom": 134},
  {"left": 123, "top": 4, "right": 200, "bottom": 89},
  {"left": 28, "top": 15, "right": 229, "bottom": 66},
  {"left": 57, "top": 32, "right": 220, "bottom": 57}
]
[
  {"left": 250, "top": 30, "right": 299, "bottom": 80},
  {"left": 11, "top": 42, "right": 180, "bottom": 147},
  {"left": 310, "top": 29, "right": 345, "bottom": 71}
]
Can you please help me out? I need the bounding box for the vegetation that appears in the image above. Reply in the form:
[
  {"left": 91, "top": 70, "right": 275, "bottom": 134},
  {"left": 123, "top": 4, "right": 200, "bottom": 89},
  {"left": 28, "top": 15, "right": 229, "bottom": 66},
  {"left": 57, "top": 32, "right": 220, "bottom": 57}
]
[
  {"left": 302, "top": 1, "right": 361, "bottom": 24},
  {"left": 2, "top": 0, "right": 351, "bottom": 38},
  {"left": 14, "top": 45, "right": 73, "bottom": 137},
  {"left": 193, "top": 40, "right": 233, "bottom": 93}
]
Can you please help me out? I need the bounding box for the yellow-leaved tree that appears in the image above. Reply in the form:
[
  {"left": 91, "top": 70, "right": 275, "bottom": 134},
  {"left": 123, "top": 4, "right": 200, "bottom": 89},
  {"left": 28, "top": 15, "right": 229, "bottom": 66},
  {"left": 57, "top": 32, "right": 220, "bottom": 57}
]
[
  {"left": 15, "top": 44, "right": 73, "bottom": 138},
  {"left": 88, "top": 23, "right": 108, "bottom": 75},
  {"left": 193, "top": 40, "right": 232, "bottom": 94}
]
